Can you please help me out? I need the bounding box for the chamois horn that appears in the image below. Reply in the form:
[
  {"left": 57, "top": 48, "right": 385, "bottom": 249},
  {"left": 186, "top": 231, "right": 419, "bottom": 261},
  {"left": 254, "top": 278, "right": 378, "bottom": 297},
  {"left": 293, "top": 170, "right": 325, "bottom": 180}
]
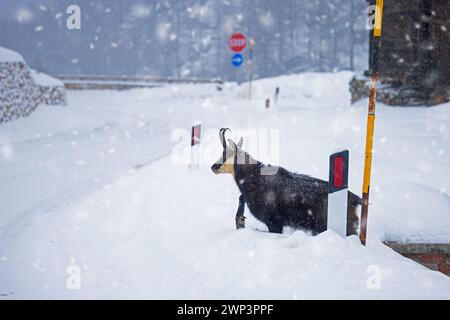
[{"left": 219, "top": 128, "right": 230, "bottom": 150}]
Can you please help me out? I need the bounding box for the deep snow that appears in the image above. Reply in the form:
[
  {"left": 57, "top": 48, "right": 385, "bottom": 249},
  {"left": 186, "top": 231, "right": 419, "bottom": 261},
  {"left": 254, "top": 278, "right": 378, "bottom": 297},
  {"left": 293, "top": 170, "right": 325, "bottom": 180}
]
[
  {"left": 30, "top": 69, "right": 64, "bottom": 87},
  {"left": 0, "top": 72, "right": 449, "bottom": 299},
  {"left": 0, "top": 47, "right": 24, "bottom": 63}
]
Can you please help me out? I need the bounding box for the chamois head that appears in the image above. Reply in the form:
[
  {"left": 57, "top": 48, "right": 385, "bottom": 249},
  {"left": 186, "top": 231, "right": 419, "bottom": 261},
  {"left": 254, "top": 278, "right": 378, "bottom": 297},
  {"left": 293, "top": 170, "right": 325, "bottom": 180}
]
[{"left": 211, "top": 128, "right": 243, "bottom": 175}]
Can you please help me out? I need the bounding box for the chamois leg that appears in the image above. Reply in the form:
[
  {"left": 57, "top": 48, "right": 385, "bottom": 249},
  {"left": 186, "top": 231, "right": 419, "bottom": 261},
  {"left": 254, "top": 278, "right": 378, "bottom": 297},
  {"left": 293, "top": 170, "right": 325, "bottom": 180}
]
[
  {"left": 346, "top": 205, "right": 360, "bottom": 236},
  {"left": 235, "top": 194, "right": 246, "bottom": 230},
  {"left": 347, "top": 192, "right": 361, "bottom": 236},
  {"left": 267, "top": 223, "right": 283, "bottom": 233},
  {"left": 266, "top": 220, "right": 283, "bottom": 233}
]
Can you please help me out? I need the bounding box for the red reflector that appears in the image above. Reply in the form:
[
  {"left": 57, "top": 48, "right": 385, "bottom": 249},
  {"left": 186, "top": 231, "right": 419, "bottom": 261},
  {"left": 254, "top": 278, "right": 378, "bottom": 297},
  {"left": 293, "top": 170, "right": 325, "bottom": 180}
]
[
  {"left": 334, "top": 156, "right": 344, "bottom": 188},
  {"left": 192, "top": 127, "right": 200, "bottom": 145},
  {"left": 194, "top": 127, "right": 199, "bottom": 139}
]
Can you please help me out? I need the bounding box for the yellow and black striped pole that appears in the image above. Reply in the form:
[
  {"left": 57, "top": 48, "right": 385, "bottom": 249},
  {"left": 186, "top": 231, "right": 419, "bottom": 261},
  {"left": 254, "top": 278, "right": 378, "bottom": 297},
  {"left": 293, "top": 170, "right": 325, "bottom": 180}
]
[{"left": 360, "top": 0, "right": 383, "bottom": 246}]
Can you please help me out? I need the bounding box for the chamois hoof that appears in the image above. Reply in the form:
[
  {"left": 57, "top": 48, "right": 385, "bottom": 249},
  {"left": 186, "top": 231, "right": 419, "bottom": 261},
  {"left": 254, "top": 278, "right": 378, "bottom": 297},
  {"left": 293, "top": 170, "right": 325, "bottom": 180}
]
[{"left": 236, "top": 216, "right": 246, "bottom": 230}]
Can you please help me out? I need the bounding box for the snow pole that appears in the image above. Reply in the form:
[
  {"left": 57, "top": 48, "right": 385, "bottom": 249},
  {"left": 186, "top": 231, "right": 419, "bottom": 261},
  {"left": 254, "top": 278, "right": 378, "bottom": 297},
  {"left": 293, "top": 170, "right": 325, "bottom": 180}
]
[
  {"left": 328, "top": 150, "right": 350, "bottom": 238},
  {"left": 274, "top": 87, "right": 280, "bottom": 106},
  {"left": 248, "top": 37, "right": 255, "bottom": 100},
  {"left": 190, "top": 123, "right": 202, "bottom": 170},
  {"left": 360, "top": 0, "right": 383, "bottom": 246}
]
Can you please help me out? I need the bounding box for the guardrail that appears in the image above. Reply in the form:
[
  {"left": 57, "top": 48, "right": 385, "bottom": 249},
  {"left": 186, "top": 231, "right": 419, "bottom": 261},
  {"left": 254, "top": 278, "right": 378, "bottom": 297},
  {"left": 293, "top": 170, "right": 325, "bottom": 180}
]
[{"left": 53, "top": 75, "right": 224, "bottom": 90}]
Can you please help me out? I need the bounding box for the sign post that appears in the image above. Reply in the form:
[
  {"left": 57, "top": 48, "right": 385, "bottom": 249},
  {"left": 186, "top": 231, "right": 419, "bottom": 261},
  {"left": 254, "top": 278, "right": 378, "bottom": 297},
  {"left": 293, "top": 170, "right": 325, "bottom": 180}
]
[
  {"left": 327, "top": 150, "right": 350, "bottom": 237},
  {"left": 274, "top": 87, "right": 280, "bottom": 106},
  {"left": 360, "top": 0, "right": 383, "bottom": 246},
  {"left": 190, "top": 123, "right": 202, "bottom": 170},
  {"left": 248, "top": 37, "right": 255, "bottom": 100}
]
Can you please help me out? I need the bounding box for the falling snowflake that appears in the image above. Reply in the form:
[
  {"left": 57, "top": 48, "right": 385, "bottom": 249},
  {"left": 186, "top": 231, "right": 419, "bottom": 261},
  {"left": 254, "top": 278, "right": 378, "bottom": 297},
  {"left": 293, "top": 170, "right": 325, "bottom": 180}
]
[
  {"left": 131, "top": 4, "right": 152, "bottom": 19},
  {"left": 16, "top": 7, "right": 33, "bottom": 23},
  {"left": 1, "top": 145, "right": 13, "bottom": 161},
  {"left": 156, "top": 23, "right": 171, "bottom": 42},
  {"left": 259, "top": 12, "right": 274, "bottom": 29}
]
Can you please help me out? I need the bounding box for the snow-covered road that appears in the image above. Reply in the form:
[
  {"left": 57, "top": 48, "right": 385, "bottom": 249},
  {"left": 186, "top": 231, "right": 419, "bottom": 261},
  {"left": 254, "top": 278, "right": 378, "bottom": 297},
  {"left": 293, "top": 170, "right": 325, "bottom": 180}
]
[
  {"left": 0, "top": 90, "right": 172, "bottom": 243},
  {"left": 1, "top": 72, "right": 449, "bottom": 299}
]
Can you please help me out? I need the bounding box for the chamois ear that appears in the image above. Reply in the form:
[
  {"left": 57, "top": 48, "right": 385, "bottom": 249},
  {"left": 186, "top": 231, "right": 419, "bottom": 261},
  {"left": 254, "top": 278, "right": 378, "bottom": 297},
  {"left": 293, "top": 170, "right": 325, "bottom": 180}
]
[
  {"left": 237, "top": 137, "right": 243, "bottom": 148},
  {"left": 228, "top": 139, "right": 239, "bottom": 152}
]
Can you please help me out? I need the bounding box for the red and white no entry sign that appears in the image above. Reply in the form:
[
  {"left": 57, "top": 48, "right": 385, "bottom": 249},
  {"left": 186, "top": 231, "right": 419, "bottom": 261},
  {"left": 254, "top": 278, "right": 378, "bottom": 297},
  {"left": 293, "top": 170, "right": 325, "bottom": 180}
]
[{"left": 229, "top": 33, "right": 246, "bottom": 52}]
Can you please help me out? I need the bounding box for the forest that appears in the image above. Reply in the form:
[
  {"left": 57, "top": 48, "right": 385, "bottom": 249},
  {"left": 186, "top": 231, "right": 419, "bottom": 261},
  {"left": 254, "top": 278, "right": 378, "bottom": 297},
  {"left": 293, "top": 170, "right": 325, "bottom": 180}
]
[{"left": 0, "top": 0, "right": 370, "bottom": 80}]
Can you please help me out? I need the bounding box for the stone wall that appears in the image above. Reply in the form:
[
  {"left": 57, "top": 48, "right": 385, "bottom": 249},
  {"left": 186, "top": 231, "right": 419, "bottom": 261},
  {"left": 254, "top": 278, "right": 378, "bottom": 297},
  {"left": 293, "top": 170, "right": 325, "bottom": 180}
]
[
  {"left": 31, "top": 70, "right": 67, "bottom": 106},
  {"left": 0, "top": 48, "right": 67, "bottom": 125},
  {"left": 385, "top": 242, "right": 450, "bottom": 276},
  {"left": 350, "top": 74, "right": 450, "bottom": 107},
  {"left": 36, "top": 85, "right": 67, "bottom": 106},
  {"left": 0, "top": 61, "right": 39, "bottom": 123}
]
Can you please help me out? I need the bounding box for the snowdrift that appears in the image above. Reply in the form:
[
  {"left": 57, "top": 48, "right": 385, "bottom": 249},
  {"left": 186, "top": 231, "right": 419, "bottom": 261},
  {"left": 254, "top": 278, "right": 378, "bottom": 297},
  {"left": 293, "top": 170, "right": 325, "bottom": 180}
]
[
  {"left": 2, "top": 156, "right": 450, "bottom": 299},
  {"left": 371, "top": 182, "right": 450, "bottom": 243},
  {"left": 0, "top": 47, "right": 67, "bottom": 124}
]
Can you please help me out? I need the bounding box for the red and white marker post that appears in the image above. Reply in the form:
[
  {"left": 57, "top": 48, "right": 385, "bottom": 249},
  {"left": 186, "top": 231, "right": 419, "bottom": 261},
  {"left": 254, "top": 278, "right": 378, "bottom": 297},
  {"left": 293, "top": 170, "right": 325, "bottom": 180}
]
[
  {"left": 327, "top": 150, "right": 350, "bottom": 237},
  {"left": 190, "top": 123, "right": 202, "bottom": 170}
]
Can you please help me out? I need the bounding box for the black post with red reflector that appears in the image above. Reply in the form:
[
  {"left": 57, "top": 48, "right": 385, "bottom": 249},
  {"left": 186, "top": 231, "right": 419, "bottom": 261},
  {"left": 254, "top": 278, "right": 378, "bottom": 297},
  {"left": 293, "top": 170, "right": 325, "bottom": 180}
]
[
  {"left": 329, "top": 151, "right": 349, "bottom": 193},
  {"left": 190, "top": 123, "right": 202, "bottom": 170},
  {"left": 265, "top": 98, "right": 270, "bottom": 109},
  {"left": 327, "top": 150, "right": 350, "bottom": 237},
  {"left": 191, "top": 124, "right": 201, "bottom": 146},
  {"left": 274, "top": 87, "right": 280, "bottom": 106}
]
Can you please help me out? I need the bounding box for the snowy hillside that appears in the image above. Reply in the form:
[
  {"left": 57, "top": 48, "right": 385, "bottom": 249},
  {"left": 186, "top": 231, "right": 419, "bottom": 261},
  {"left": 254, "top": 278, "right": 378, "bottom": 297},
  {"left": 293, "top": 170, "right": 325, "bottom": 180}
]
[{"left": 0, "top": 72, "right": 449, "bottom": 299}]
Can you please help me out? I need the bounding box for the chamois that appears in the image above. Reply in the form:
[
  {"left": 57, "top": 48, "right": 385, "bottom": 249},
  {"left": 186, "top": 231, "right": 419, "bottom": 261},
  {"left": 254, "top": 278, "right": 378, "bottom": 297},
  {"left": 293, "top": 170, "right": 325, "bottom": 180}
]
[{"left": 211, "top": 129, "right": 361, "bottom": 235}]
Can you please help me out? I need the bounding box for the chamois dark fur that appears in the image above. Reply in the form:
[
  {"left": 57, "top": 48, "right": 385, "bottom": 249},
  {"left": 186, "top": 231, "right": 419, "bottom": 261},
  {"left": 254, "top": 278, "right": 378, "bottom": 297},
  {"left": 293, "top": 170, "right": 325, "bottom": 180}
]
[
  {"left": 234, "top": 158, "right": 360, "bottom": 235},
  {"left": 212, "top": 129, "right": 361, "bottom": 236}
]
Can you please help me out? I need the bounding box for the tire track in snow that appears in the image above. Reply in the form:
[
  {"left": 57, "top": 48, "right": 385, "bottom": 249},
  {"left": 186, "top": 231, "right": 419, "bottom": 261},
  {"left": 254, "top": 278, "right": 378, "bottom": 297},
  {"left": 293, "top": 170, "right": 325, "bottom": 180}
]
[{"left": 0, "top": 119, "right": 174, "bottom": 249}]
